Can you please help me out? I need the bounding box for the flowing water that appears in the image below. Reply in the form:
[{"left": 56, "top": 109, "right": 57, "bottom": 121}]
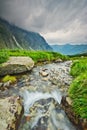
[
  {"left": 19, "top": 90, "right": 76, "bottom": 130},
  {"left": 0, "top": 61, "right": 77, "bottom": 130},
  {"left": 18, "top": 61, "right": 77, "bottom": 130}
]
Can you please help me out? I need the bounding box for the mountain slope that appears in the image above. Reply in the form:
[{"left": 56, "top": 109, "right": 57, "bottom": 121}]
[
  {"left": 51, "top": 44, "right": 87, "bottom": 55},
  {"left": 0, "top": 18, "right": 52, "bottom": 51}
]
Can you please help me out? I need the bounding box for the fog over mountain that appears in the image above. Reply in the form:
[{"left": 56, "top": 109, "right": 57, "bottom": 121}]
[
  {"left": 0, "top": 18, "right": 52, "bottom": 51},
  {"left": 51, "top": 44, "right": 87, "bottom": 55},
  {"left": 0, "top": 0, "right": 87, "bottom": 45}
]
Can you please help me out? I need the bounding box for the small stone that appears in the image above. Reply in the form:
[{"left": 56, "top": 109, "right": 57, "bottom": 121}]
[
  {"left": 50, "top": 77, "right": 58, "bottom": 85},
  {"left": 42, "top": 77, "right": 48, "bottom": 81},
  {"left": 54, "top": 59, "right": 62, "bottom": 63},
  {"left": 39, "top": 71, "right": 49, "bottom": 77},
  {"left": 51, "top": 68, "right": 55, "bottom": 73},
  {"left": 66, "top": 97, "right": 72, "bottom": 105},
  {"left": 3, "top": 81, "right": 11, "bottom": 88},
  {"left": 42, "top": 68, "right": 48, "bottom": 71}
]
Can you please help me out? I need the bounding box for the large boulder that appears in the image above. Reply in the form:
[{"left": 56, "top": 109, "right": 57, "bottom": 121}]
[
  {"left": 0, "top": 96, "right": 23, "bottom": 130},
  {"left": 0, "top": 57, "right": 34, "bottom": 76}
]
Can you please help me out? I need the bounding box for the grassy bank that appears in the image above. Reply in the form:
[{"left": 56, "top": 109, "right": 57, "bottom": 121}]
[
  {"left": 68, "top": 58, "right": 87, "bottom": 118},
  {"left": 0, "top": 49, "right": 68, "bottom": 64}
]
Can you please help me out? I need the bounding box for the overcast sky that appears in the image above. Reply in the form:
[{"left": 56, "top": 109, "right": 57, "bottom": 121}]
[{"left": 0, "top": 0, "right": 87, "bottom": 45}]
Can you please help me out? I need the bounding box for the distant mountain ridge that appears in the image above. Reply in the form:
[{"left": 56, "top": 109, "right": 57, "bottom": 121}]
[
  {"left": 51, "top": 44, "right": 87, "bottom": 55},
  {"left": 0, "top": 18, "right": 52, "bottom": 51}
]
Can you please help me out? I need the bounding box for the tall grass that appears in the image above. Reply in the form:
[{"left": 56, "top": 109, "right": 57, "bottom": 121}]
[
  {"left": 0, "top": 49, "right": 68, "bottom": 64},
  {"left": 69, "top": 58, "right": 87, "bottom": 118},
  {"left": 70, "top": 59, "right": 87, "bottom": 77}
]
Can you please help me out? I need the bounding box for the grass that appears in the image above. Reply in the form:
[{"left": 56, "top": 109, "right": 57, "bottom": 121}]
[
  {"left": 70, "top": 58, "right": 87, "bottom": 77},
  {"left": 2, "top": 75, "right": 17, "bottom": 83},
  {"left": 0, "top": 50, "right": 9, "bottom": 64},
  {"left": 68, "top": 58, "right": 87, "bottom": 118},
  {"left": 0, "top": 49, "right": 68, "bottom": 64}
]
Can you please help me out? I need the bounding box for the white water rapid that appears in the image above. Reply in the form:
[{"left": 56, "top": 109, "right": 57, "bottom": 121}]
[{"left": 20, "top": 89, "right": 62, "bottom": 116}]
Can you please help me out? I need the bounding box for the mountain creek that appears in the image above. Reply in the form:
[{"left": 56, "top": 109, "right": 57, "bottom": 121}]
[{"left": 0, "top": 61, "right": 79, "bottom": 130}]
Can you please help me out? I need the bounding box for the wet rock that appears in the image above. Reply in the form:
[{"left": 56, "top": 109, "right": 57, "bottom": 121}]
[
  {"left": 0, "top": 79, "right": 17, "bottom": 91},
  {"left": 0, "top": 96, "right": 23, "bottom": 130},
  {"left": 42, "top": 68, "right": 48, "bottom": 71},
  {"left": 54, "top": 59, "right": 62, "bottom": 63},
  {"left": 39, "top": 71, "right": 49, "bottom": 77},
  {"left": 66, "top": 60, "right": 72, "bottom": 67},
  {"left": 3, "top": 81, "right": 11, "bottom": 88},
  {"left": 42, "top": 77, "right": 49, "bottom": 81},
  {"left": 50, "top": 77, "right": 58, "bottom": 85},
  {"left": 57, "top": 113, "right": 64, "bottom": 120},
  {"left": 51, "top": 68, "right": 55, "bottom": 73},
  {"left": 0, "top": 57, "right": 34, "bottom": 76}
]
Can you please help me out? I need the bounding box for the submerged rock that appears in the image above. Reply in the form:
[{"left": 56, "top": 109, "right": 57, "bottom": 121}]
[
  {"left": 39, "top": 67, "right": 49, "bottom": 77},
  {"left": 0, "top": 96, "right": 23, "bottom": 130},
  {"left": 0, "top": 57, "right": 34, "bottom": 76},
  {"left": 39, "top": 71, "right": 49, "bottom": 77}
]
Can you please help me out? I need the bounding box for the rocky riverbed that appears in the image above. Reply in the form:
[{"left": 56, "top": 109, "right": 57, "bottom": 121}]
[{"left": 0, "top": 60, "right": 79, "bottom": 130}]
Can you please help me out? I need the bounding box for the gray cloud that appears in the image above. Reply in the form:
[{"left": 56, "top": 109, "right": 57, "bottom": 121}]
[{"left": 0, "top": 0, "right": 87, "bottom": 44}]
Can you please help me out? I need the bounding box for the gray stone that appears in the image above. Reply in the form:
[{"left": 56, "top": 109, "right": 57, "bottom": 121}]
[
  {"left": 54, "top": 58, "right": 62, "bottom": 63},
  {"left": 42, "top": 77, "right": 49, "bottom": 81},
  {"left": 66, "top": 97, "right": 72, "bottom": 105},
  {"left": 0, "top": 57, "right": 34, "bottom": 76},
  {"left": 39, "top": 71, "right": 49, "bottom": 77},
  {"left": 3, "top": 81, "right": 11, "bottom": 88},
  {"left": 0, "top": 96, "right": 22, "bottom": 130}
]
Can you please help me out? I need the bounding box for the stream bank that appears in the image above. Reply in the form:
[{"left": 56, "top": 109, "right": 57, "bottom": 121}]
[{"left": 61, "top": 96, "right": 87, "bottom": 130}]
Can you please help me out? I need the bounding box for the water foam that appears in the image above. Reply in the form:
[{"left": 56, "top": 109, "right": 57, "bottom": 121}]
[{"left": 20, "top": 89, "right": 62, "bottom": 116}]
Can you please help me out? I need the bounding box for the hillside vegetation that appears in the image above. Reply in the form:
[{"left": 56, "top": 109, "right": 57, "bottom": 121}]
[
  {"left": 0, "top": 49, "right": 68, "bottom": 64},
  {"left": 69, "top": 58, "right": 87, "bottom": 118},
  {"left": 0, "top": 18, "right": 52, "bottom": 51}
]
